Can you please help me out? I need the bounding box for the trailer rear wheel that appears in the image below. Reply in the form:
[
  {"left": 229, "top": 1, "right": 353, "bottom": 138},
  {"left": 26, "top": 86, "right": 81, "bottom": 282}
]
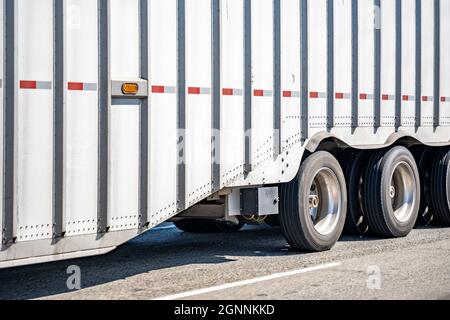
[
  {"left": 429, "top": 149, "right": 450, "bottom": 226},
  {"left": 280, "top": 152, "right": 347, "bottom": 252},
  {"left": 414, "top": 147, "right": 435, "bottom": 225},
  {"left": 363, "top": 147, "right": 420, "bottom": 238},
  {"left": 341, "top": 150, "right": 370, "bottom": 236}
]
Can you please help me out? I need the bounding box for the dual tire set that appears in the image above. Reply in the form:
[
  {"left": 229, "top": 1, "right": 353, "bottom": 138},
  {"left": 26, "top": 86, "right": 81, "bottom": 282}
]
[{"left": 280, "top": 146, "right": 450, "bottom": 252}]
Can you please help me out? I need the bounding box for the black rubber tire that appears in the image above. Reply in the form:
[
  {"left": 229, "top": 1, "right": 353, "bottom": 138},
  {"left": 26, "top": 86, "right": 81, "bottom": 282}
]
[
  {"left": 341, "top": 150, "right": 371, "bottom": 236},
  {"left": 429, "top": 149, "right": 450, "bottom": 226},
  {"left": 173, "top": 218, "right": 245, "bottom": 233},
  {"left": 363, "top": 146, "right": 420, "bottom": 238},
  {"left": 413, "top": 147, "right": 435, "bottom": 226},
  {"left": 280, "top": 151, "right": 347, "bottom": 252}
]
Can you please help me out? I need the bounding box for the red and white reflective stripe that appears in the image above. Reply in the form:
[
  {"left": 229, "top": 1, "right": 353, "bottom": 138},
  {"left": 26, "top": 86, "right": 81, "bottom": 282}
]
[
  {"left": 20, "top": 80, "right": 52, "bottom": 90},
  {"left": 335, "top": 92, "right": 351, "bottom": 100},
  {"left": 222, "top": 88, "right": 243, "bottom": 96},
  {"left": 422, "top": 96, "right": 433, "bottom": 102},
  {"left": 68, "top": 82, "right": 97, "bottom": 91},
  {"left": 188, "top": 87, "right": 211, "bottom": 95},
  {"left": 441, "top": 97, "right": 450, "bottom": 102},
  {"left": 283, "top": 90, "right": 300, "bottom": 98},
  {"left": 402, "top": 95, "right": 415, "bottom": 101},
  {"left": 254, "top": 89, "right": 273, "bottom": 97},
  {"left": 151, "top": 85, "right": 176, "bottom": 94},
  {"left": 359, "top": 93, "right": 374, "bottom": 100},
  {"left": 382, "top": 94, "right": 395, "bottom": 101},
  {"left": 309, "top": 91, "right": 326, "bottom": 99}
]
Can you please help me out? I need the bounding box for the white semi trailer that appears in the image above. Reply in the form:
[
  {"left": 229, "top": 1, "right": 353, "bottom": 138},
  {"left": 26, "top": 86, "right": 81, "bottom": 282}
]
[{"left": 1, "top": 0, "right": 450, "bottom": 269}]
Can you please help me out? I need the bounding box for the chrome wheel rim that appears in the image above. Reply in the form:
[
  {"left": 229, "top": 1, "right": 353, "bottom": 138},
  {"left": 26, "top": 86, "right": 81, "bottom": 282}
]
[
  {"left": 390, "top": 161, "right": 417, "bottom": 223},
  {"left": 308, "top": 168, "right": 342, "bottom": 236}
]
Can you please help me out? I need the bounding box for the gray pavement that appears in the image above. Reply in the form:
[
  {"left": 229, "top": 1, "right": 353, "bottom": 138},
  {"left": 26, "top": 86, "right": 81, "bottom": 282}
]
[{"left": 0, "top": 223, "right": 449, "bottom": 300}]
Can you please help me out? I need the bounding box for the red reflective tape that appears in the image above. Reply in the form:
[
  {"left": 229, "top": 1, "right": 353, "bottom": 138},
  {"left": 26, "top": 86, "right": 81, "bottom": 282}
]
[
  {"left": 20, "top": 80, "right": 37, "bottom": 89},
  {"left": 310, "top": 92, "right": 319, "bottom": 99},
  {"left": 422, "top": 96, "right": 430, "bottom": 102},
  {"left": 68, "top": 82, "right": 84, "bottom": 91},
  {"left": 382, "top": 94, "right": 389, "bottom": 101},
  {"left": 402, "top": 95, "right": 409, "bottom": 101},
  {"left": 254, "top": 89, "right": 264, "bottom": 97},
  {"left": 360, "top": 93, "right": 367, "bottom": 100},
  {"left": 441, "top": 97, "right": 448, "bottom": 102},
  {"left": 223, "top": 88, "right": 234, "bottom": 96},
  {"left": 188, "top": 87, "right": 201, "bottom": 95},
  {"left": 283, "top": 91, "right": 292, "bottom": 98},
  {"left": 335, "top": 93, "right": 344, "bottom": 99},
  {"left": 152, "top": 85, "right": 165, "bottom": 93}
]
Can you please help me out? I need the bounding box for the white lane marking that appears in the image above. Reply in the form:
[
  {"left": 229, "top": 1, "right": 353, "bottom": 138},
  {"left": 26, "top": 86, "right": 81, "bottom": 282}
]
[{"left": 153, "top": 262, "right": 342, "bottom": 300}]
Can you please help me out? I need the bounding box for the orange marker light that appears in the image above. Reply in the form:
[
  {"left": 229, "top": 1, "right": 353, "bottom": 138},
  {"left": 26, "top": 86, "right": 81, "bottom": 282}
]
[{"left": 121, "top": 83, "right": 139, "bottom": 95}]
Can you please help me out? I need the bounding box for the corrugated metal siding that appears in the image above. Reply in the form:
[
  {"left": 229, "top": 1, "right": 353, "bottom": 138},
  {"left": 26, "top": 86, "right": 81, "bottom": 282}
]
[{"left": 1, "top": 0, "right": 450, "bottom": 265}]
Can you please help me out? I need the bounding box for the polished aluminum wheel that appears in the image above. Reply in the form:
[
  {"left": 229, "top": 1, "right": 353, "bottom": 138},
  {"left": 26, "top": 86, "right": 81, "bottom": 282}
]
[
  {"left": 309, "top": 168, "right": 343, "bottom": 236},
  {"left": 390, "top": 161, "right": 417, "bottom": 223}
]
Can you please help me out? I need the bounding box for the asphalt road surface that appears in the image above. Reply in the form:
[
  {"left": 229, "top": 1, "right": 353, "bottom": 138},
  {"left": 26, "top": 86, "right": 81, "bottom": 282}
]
[{"left": 0, "top": 223, "right": 450, "bottom": 300}]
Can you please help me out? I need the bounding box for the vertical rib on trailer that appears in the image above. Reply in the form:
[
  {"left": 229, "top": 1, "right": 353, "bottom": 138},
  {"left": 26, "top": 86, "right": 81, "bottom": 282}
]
[
  {"left": 139, "top": 0, "right": 149, "bottom": 228},
  {"left": 433, "top": 0, "right": 440, "bottom": 127},
  {"left": 98, "top": 0, "right": 111, "bottom": 234},
  {"left": 53, "top": 0, "right": 64, "bottom": 239},
  {"left": 177, "top": 0, "right": 186, "bottom": 211},
  {"left": 374, "top": 0, "right": 381, "bottom": 128},
  {"left": 395, "top": 0, "right": 402, "bottom": 129},
  {"left": 211, "top": 0, "right": 221, "bottom": 192},
  {"left": 351, "top": 0, "right": 358, "bottom": 128},
  {"left": 415, "top": 0, "right": 422, "bottom": 128},
  {"left": 2, "top": 0, "right": 16, "bottom": 246},
  {"left": 244, "top": 0, "right": 252, "bottom": 173},
  {"left": 326, "top": 0, "right": 334, "bottom": 129},
  {"left": 273, "top": 0, "right": 281, "bottom": 156},
  {"left": 300, "top": 0, "right": 308, "bottom": 140}
]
